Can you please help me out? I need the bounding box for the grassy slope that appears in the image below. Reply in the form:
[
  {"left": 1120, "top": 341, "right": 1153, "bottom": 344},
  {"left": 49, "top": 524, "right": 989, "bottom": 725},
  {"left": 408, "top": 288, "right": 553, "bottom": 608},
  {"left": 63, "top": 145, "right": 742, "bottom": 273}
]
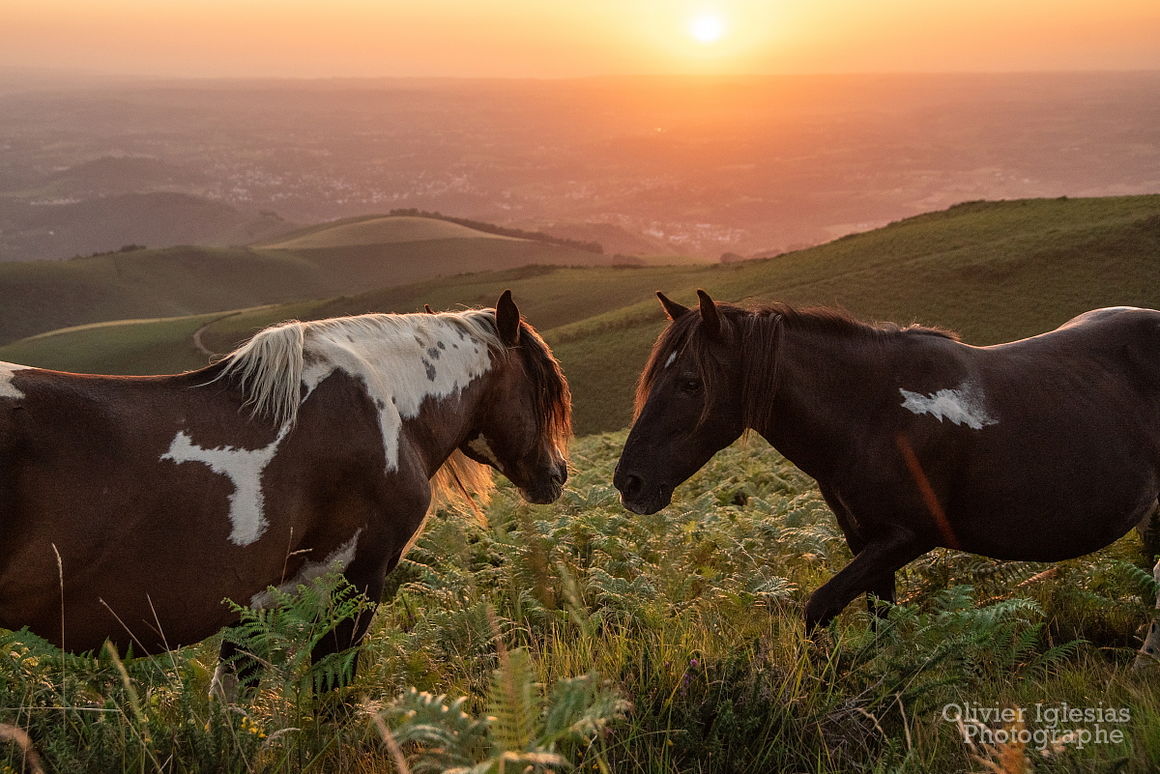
[
  {"left": 3, "top": 432, "right": 1157, "bottom": 773},
  {"left": 0, "top": 219, "right": 606, "bottom": 344},
  {"left": 0, "top": 312, "right": 224, "bottom": 375},
  {"left": 2, "top": 195, "right": 1157, "bottom": 433}
]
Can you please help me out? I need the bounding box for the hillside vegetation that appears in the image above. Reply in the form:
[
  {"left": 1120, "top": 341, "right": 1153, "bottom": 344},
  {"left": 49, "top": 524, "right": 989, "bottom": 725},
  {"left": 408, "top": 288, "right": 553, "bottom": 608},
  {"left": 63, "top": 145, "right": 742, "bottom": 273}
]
[
  {"left": 5, "top": 195, "right": 1156, "bottom": 434},
  {"left": 2, "top": 433, "right": 1157, "bottom": 772}
]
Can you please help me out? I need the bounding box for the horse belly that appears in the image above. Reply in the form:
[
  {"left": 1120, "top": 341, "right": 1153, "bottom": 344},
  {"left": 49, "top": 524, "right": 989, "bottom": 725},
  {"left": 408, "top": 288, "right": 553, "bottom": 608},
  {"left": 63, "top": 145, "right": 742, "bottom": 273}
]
[
  {"left": 948, "top": 479, "right": 1158, "bottom": 562},
  {"left": 0, "top": 471, "right": 293, "bottom": 654}
]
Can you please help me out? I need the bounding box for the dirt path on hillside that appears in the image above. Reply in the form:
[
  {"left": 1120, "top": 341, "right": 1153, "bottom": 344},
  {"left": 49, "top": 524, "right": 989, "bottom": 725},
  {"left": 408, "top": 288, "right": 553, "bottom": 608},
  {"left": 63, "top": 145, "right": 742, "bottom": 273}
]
[{"left": 192, "top": 311, "right": 243, "bottom": 358}]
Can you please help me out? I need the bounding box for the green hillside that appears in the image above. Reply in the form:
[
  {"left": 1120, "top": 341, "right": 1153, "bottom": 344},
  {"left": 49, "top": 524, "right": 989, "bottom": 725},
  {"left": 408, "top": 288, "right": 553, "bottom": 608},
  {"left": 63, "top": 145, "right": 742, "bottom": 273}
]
[
  {"left": 0, "top": 312, "right": 222, "bottom": 375},
  {"left": 0, "top": 217, "right": 609, "bottom": 344},
  {"left": 3, "top": 196, "right": 1157, "bottom": 433}
]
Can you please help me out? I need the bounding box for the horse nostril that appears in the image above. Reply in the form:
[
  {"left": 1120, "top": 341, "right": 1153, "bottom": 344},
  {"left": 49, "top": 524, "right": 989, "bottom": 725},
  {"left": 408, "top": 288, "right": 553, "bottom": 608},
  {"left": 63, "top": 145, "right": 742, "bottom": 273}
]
[
  {"left": 552, "top": 464, "right": 568, "bottom": 486},
  {"left": 617, "top": 472, "right": 644, "bottom": 500}
]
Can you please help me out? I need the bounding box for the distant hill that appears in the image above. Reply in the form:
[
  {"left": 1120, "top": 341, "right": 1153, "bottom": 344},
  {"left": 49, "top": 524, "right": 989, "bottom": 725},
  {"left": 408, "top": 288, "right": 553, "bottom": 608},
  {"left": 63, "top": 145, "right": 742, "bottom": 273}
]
[
  {"left": 0, "top": 192, "right": 292, "bottom": 262},
  {"left": 258, "top": 215, "right": 523, "bottom": 249},
  {"left": 0, "top": 214, "right": 622, "bottom": 343},
  {"left": 532, "top": 222, "right": 672, "bottom": 257},
  {"left": 2, "top": 195, "right": 1157, "bottom": 433}
]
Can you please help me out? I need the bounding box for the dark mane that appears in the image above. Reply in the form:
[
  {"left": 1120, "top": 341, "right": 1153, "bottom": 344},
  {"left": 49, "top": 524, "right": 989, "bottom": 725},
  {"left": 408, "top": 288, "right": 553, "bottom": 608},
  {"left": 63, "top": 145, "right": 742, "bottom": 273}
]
[
  {"left": 634, "top": 301, "right": 958, "bottom": 429},
  {"left": 751, "top": 302, "right": 959, "bottom": 340},
  {"left": 514, "top": 319, "right": 573, "bottom": 451}
]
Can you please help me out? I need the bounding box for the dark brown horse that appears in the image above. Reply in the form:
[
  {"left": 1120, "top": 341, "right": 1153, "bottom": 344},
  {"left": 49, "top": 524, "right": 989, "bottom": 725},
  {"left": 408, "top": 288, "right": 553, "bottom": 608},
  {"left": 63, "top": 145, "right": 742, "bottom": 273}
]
[
  {"left": 0, "top": 291, "right": 571, "bottom": 696},
  {"left": 615, "top": 290, "right": 1160, "bottom": 661}
]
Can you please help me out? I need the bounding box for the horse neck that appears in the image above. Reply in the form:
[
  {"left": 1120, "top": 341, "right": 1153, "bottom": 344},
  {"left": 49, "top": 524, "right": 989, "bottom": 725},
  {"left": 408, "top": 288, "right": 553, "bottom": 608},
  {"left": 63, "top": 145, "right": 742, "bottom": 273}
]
[
  {"left": 404, "top": 375, "right": 496, "bottom": 479},
  {"left": 305, "top": 315, "right": 501, "bottom": 477},
  {"left": 757, "top": 325, "right": 891, "bottom": 480}
]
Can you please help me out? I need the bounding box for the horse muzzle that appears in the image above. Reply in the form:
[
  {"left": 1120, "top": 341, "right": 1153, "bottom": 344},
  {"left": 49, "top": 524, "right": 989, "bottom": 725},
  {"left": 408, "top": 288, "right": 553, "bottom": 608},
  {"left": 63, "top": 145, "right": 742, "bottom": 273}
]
[
  {"left": 518, "top": 461, "right": 568, "bottom": 504},
  {"left": 613, "top": 468, "right": 671, "bottom": 515}
]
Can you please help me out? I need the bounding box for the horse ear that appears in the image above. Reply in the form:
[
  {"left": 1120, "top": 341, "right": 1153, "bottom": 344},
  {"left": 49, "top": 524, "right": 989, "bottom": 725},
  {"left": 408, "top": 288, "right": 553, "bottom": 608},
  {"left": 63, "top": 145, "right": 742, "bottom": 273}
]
[
  {"left": 495, "top": 289, "right": 521, "bottom": 346},
  {"left": 423, "top": 304, "right": 435, "bottom": 314},
  {"left": 696, "top": 289, "right": 722, "bottom": 340},
  {"left": 656, "top": 291, "right": 690, "bottom": 320}
]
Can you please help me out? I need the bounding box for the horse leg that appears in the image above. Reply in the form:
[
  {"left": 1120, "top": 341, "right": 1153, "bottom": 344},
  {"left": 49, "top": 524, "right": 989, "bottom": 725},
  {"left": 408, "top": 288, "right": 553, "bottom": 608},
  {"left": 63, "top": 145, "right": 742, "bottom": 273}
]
[
  {"left": 1137, "top": 500, "right": 1160, "bottom": 562},
  {"left": 804, "top": 527, "right": 927, "bottom": 634},
  {"left": 1133, "top": 499, "right": 1160, "bottom": 669},
  {"left": 311, "top": 556, "right": 396, "bottom": 695},
  {"left": 1133, "top": 501, "right": 1160, "bottom": 670},
  {"left": 210, "top": 632, "right": 264, "bottom": 703},
  {"left": 819, "top": 486, "right": 896, "bottom": 621},
  {"left": 1133, "top": 555, "right": 1160, "bottom": 670}
]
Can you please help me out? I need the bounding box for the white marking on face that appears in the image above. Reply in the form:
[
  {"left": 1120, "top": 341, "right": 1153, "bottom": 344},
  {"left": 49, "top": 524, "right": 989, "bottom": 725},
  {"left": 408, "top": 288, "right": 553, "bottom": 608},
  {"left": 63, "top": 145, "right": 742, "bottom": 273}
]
[
  {"left": 0, "top": 361, "right": 28, "bottom": 400},
  {"left": 467, "top": 435, "right": 502, "bottom": 468},
  {"left": 664, "top": 352, "right": 677, "bottom": 369},
  {"left": 305, "top": 317, "right": 495, "bottom": 472},
  {"left": 248, "top": 529, "right": 361, "bottom": 609},
  {"left": 899, "top": 380, "right": 998, "bottom": 430},
  {"left": 161, "top": 425, "right": 290, "bottom": 546}
]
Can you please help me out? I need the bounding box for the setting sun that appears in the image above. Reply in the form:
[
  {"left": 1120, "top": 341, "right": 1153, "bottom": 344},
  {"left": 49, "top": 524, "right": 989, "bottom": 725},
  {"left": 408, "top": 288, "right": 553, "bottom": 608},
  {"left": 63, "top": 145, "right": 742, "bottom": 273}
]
[{"left": 688, "top": 12, "right": 726, "bottom": 44}]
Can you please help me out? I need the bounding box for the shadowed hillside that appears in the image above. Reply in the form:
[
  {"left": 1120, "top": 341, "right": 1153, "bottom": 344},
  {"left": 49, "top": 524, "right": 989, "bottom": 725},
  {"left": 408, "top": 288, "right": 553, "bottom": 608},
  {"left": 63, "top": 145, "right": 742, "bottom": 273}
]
[
  {"left": 0, "top": 192, "right": 291, "bottom": 262},
  {"left": 0, "top": 215, "right": 613, "bottom": 343}
]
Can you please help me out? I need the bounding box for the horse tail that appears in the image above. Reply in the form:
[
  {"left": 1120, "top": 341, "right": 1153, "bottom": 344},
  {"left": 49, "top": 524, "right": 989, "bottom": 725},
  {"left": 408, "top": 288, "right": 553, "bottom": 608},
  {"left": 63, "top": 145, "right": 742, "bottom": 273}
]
[{"left": 213, "top": 321, "right": 306, "bottom": 427}]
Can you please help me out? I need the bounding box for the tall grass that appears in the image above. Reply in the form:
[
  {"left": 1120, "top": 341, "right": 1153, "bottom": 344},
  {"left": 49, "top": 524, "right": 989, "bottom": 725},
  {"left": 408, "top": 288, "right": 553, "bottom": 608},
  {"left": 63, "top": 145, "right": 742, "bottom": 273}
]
[{"left": 1, "top": 432, "right": 1157, "bottom": 772}]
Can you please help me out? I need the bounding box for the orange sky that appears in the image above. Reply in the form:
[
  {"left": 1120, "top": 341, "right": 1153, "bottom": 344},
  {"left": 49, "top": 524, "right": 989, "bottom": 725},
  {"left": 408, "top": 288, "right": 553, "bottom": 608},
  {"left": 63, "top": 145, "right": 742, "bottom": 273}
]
[{"left": 3, "top": 0, "right": 1159, "bottom": 78}]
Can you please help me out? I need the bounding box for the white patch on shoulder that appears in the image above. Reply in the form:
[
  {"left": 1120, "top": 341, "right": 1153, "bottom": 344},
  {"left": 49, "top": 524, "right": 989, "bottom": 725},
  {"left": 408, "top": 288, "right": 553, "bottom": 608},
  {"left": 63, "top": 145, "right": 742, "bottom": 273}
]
[
  {"left": 248, "top": 529, "right": 362, "bottom": 609},
  {"left": 664, "top": 352, "right": 677, "bottom": 369},
  {"left": 0, "top": 361, "right": 28, "bottom": 400},
  {"left": 161, "top": 425, "right": 290, "bottom": 546},
  {"left": 306, "top": 316, "right": 495, "bottom": 472},
  {"left": 899, "top": 381, "right": 998, "bottom": 430}
]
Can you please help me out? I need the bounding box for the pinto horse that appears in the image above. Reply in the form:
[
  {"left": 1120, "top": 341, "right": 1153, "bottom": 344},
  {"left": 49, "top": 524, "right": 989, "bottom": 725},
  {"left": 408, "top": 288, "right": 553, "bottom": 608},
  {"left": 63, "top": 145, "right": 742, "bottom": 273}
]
[
  {"left": 0, "top": 291, "right": 570, "bottom": 695},
  {"left": 615, "top": 290, "right": 1160, "bottom": 662}
]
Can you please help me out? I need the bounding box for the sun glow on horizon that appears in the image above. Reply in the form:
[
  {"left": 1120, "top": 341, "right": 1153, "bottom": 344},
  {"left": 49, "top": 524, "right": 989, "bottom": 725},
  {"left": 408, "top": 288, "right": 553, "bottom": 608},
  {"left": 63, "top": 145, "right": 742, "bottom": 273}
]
[
  {"left": 1, "top": 1, "right": 1158, "bottom": 78},
  {"left": 688, "top": 12, "right": 727, "bottom": 45}
]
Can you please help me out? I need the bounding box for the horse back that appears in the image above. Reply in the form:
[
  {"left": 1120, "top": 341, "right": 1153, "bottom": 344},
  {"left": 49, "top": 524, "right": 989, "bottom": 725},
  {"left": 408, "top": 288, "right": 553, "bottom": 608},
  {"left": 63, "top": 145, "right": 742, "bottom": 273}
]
[{"left": 942, "top": 307, "right": 1160, "bottom": 558}]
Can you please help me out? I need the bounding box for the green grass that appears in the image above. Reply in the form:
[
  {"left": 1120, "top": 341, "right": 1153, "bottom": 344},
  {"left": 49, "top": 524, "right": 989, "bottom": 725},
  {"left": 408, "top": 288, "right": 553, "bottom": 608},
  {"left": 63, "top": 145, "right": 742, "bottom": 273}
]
[
  {"left": 0, "top": 311, "right": 222, "bottom": 375},
  {"left": 2, "top": 432, "right": 1156, "bottom": 772}
]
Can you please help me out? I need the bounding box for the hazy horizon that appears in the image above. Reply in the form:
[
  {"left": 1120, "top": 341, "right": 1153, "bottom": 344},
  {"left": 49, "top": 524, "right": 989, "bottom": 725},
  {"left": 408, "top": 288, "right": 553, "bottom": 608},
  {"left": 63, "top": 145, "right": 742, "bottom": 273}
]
[{"left": 4, "top": 1, "right": 1158, "bottom": 79}]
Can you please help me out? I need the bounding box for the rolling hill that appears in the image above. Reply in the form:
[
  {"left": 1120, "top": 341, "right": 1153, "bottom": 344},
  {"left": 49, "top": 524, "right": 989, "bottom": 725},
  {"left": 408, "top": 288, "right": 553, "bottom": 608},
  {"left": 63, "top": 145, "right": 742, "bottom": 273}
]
[
  {"left": 258, "top": 215, "right": 523, "bottom": 249},
  {"left": 2, "top": 195, "right": 1157, "bottom": 434},
  {"left": 0, "top": 192, "right": 292, "bottom": 263},
  {"left": 0, "top": 214, "right": 615, "bottom": 344}
]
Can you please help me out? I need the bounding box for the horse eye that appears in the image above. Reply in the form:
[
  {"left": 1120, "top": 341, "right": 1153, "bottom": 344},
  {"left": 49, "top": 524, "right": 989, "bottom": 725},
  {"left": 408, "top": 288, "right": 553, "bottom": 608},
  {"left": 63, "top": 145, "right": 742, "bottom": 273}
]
[{"left": 678, "top": 376, "right": 703, "bottom": 394}]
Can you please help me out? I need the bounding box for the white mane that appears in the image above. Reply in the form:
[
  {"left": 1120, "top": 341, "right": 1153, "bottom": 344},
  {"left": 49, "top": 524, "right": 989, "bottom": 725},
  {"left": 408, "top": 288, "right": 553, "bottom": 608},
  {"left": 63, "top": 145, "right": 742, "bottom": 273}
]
[
  {"left": 214, "top": 309, "right": 506, "bottom": 515},
  {"left": 216, "top": 310, "right": 505, "bottom": 429}
]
